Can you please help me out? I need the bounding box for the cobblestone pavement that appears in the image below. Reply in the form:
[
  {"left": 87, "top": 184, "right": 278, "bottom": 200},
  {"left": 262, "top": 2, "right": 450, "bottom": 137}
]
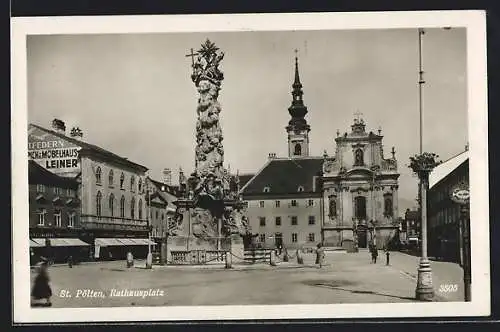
[{"left": 30, "top": 250, "right": 463, "bottom": 308}]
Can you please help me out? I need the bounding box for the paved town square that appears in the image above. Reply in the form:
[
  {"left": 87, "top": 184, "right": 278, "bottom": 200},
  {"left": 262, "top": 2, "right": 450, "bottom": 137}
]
[{"left": 31, "top": 251, "right": 464, "bottom": 308}]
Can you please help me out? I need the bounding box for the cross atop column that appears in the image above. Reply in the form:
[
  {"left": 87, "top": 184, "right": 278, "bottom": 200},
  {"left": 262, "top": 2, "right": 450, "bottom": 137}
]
[
  {"left": 391, "top": 146, "right": 396, "bottom": 159},
  {"left": 185, "top": 48, "right": 198, "bottom": 67}
]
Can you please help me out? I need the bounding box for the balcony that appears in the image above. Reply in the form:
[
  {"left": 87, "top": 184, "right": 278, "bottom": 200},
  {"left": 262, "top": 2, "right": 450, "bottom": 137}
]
[{"left": 80, "top": 215, "right": 148, "bottom": 231}]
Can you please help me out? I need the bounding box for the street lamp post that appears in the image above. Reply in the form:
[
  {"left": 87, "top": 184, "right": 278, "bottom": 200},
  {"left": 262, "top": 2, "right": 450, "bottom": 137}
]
[
  {"left": 450, "top": 181, "right": 471, "bottom": 301},
  {"left": 411, "top": 27, "right": 442, "bottom": 301}
]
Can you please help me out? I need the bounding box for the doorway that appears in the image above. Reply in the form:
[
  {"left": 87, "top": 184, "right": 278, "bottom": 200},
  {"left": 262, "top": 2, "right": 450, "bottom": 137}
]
[
  {"left": 274, "top": 233, "right": 283, "bottom": 249},
  {"left": 357, "top": 228, "right": 367, "bottom": 248}
]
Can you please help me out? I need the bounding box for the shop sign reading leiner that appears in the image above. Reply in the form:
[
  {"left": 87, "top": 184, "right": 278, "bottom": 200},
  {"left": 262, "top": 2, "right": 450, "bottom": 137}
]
[{"left": 28, "top": 126, "right": 81, "bottom": 173}]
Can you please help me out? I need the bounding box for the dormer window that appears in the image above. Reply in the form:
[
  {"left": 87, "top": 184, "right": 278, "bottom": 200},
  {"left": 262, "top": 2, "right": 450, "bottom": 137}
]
[
  {"left": 263, "top": 186, "right": 270, "bottom": 193},
  {"left": 297, "top": 186, "right": 304, "bottom": 192}
]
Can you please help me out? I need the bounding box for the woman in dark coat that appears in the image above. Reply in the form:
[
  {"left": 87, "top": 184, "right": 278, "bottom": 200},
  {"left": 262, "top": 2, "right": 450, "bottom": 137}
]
[
  {"left": 371, "top": 245, "right": 378, "bottom": 264},
  {"left": 31, "top": 259, "right": 52, "bottom": 306}
]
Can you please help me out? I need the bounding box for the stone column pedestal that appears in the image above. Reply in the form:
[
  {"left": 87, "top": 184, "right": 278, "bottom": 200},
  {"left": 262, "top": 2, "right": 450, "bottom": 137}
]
[
  {"left": 416, "top": 257, "right": 434, "bottom": 301},
  {"left": 225, "top": 251, "right": 232, "bottom": 269},
  {"left": 270, "top": 250, "right": 277, "bottom": 266}
]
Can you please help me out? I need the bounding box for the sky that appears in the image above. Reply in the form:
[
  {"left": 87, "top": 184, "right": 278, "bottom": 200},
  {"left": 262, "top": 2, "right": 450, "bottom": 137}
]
[{"left": 27, "top": 28, "right": 468, "bottom": 213}]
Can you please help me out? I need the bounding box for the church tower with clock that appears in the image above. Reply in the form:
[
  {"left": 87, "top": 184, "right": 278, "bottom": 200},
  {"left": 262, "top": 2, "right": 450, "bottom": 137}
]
[{"left": 286, "top": 54, "right": 310, "bottom": 158}]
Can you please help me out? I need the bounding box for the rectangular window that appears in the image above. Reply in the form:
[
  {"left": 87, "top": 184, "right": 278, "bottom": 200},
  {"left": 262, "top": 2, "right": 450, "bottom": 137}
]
[
  {"left": 259, "top": 234, "right": 266, "bottom": 243},
  {"left": 308, "top": 215, "right": 316, "bottom": 225},
  {"left": 291, "top": 216, "right": 298, "bottom": 225},
  {"left": 37, "top": 210, "right": 45, "bottom": 226},
  {"left": 259, "top": 217, "right": 266, "bottom": 227},
  {"left": 308, "top": 199, "right": 314, "bottom": 207},
  {"left": 54, "top": 211, "right": 62, "bottom": 227},
  {"left": 275, "top": 216, "right": 281, "bottom": 226},
  {"left": 36, "top": 184, "right": 45, "bottom": 193},
  {"left": 275, "top": 200, "right": 280, "bottom": 208},
  {"left": 68, "top": 213, "right": 75, "bottom": 227},
  {"left": 292, "top": 233, "right": 298, "bottom": 243},
  {"left": 259, "top": 201, "right": 265, "bottom": 208},
  {"left": 308, "top": 233, "right": 315, "bottom": 242},
  {"left": 291, "top": 200, "right": 297, "bottom": 207}
]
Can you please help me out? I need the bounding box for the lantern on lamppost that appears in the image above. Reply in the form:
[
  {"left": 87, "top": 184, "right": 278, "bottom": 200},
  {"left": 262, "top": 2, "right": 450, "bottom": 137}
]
[
  {"left": 450, "top": 181, "right": 471, "bottom": 302},
  {"left": 409, "top": 152, "right": 441, "bottom": 301}
]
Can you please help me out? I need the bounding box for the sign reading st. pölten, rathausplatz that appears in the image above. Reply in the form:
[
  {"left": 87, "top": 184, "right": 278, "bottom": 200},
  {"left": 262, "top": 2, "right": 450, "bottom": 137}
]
[{"left": 450, "top": 181, "right": 470, "bottom": 205}]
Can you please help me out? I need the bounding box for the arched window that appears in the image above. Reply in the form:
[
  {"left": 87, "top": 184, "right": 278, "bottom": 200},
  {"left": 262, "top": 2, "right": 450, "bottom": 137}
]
[
  {"left": 329, "top": 196, "right": 337, "bottom": 218},
  {"left": 263, "top": 186, "right": 270, "bottom": 193},
  {"left": 120, "top": 195, "right": 125, "bottom": 218},
  {"left": 297, "top": 186, "right": 304, "bottom": 192},
  {"left": 138, "top": 178, "right": 143, "bottom": 193},
  {"left": 120, "top": 172, "right": 125, "bottom": 189},
  {"left": 109, "top": 193, "right": 115, "bottom": 217},
  {"left": 130, "top": 176, "right": 135, "bottom": 192},
  {"left": 96, "top": 191, "right": 102, "bottom": 218},
  {"left": 294, "top": 143, "right": 302, "bottom": 156},
  {"left": 354, "top": 149, "right": 364, "bottom": 166},
  {"left": 108, "top": 169, "right": 114, "bottom": 187},
  {"left": 95, "top": 166, "right": 102, "bottom": 184},
  {"left": 138, "top": 199, "right": 143, "bottom": 219},
  {"left": 130, "top": 197, "right": 135, "bottom": 219},
  {"left": 384, "top": 195, "right": 393, "bottom": 217}
]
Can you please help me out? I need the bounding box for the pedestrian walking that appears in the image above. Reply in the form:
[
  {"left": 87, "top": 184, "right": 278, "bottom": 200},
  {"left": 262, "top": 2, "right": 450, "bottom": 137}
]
[
  {"left": 315, "top": 243, "right": 325, "bottom": 268},
  {"left": 31, "top": 257, "right": 52, "bottom": 307},
  {"left": 385, "top": 247, "right": 390, "bottom": 266},
  {"left": 371, "top": 246, "right": 378, "bottom": 264},
  {"left": 126, "top": 252, "right": 134, "bottom": 268},
  {"left": 68, "top": 255, "right": 73, "bottom": 268}
]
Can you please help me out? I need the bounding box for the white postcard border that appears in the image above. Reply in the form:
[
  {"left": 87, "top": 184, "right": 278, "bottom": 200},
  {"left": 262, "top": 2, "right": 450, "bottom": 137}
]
[{"left": 11, "top": 10, "right": 489, "bottom": 322}]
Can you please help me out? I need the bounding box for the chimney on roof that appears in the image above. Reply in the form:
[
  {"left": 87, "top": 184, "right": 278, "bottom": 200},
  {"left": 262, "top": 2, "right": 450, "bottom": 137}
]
[
  {"left": 465, "top": 143, "right": 469, "bottom": 151},
  {"left": 70, "top": 127, "right": 83, "bottom": 140},
  {"left": 268, "top": 153, "right": 277, "bottom": 160},
  {"left": 52, "top": 119, "right": 66, "bottom": 134}
]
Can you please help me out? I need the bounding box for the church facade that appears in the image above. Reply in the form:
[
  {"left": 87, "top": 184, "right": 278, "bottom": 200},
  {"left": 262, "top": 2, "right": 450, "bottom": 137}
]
[
  {"left": 240, "top": 54, "right": 400, "bottom": 250},
  {"left": 322, "top": 118, "right": 400, "bottom": 250}
]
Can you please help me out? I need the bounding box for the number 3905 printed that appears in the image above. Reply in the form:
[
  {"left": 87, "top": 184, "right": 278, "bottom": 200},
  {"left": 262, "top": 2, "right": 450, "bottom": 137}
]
[{"left": 439, "top": 284, "right": 459, "bottom": 293}]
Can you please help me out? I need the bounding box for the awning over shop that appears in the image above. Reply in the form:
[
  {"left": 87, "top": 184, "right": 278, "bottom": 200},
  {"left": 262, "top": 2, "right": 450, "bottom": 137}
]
[
  {"left": 94, "top": 238, "right": 156, "bottom": 246},
  {"left": 117, "top": 238, "right": 136, "bottom": 245},
  {"left": 32, "top": 238, "right": 90, "bottom": 247},
  {"left": 131, "top": 239, "right": 156, "bottom": 245},
  {"left": 95, "top": 238, "right": 124, "bottom": 246},
  {"left": 30, "top": 239, "right": 44, "bottom": 248}
]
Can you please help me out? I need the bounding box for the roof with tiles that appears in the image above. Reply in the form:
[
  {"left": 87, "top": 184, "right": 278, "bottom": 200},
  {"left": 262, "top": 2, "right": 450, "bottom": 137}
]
[
  {"left": 29, "top": 123, "right": 148, "bottom": 172},
  {"left": 240, "top": 157, "right": 324, "bottom": 195}
]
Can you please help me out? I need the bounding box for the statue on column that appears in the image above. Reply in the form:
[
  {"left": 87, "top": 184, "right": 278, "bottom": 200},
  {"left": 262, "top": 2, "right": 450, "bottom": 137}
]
[{"left": 183, "top": 39, "right": 249, "bottom": 240}]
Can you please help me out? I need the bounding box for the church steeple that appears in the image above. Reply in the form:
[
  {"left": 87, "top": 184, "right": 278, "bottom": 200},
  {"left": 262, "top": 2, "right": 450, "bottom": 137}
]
[{"left": 286, "top": 51, "right": 310, "bottom": 158}]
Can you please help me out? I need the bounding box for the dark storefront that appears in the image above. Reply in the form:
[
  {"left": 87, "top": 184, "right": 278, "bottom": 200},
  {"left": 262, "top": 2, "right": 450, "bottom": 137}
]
[{"left": 427, "top": 150, "right": 468, "bottom": 264}]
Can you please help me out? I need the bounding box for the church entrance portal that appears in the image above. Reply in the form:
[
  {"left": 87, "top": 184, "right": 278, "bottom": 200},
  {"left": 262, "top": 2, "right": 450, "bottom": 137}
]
[{"left": 357, "top": 228, "right": 367, "bottom": 248}]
